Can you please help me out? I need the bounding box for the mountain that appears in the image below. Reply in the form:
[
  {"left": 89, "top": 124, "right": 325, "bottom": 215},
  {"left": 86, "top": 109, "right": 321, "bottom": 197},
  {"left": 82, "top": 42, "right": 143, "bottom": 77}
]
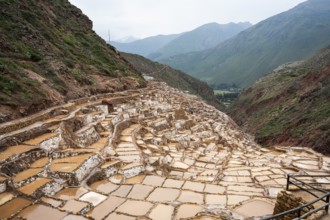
[
  {"left": 114, "top": 35, "right": 140, "bottom": 43},
  {"left": 110, "top": 34, "right": 181, "bottom": 57},
  {"left": 228, "top": 45, "right": 330, "bottom": 154},
  {"left": 122, "top": 53, "right": 224, "bottom": 110},
  {"left": 160, "top": 0, "right": 330, "bottom": 88},
  {"left": 0, "top": 0, "right": 145, "bottom": 122},
  {"left": 149, "top": 22, "right": 251, "bottom": 60}
]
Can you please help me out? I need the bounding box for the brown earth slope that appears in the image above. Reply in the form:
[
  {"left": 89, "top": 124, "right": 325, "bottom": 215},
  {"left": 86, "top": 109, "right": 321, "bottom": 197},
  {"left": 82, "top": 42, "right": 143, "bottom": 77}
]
[
  {"left": 121, "top": 52, "right": 224, "bottom": 110},
  {"left": 228, "top": 46, "right": 330, "bottom": 155},
  {"left": 0, "top": 0, "right": 145, "bottom": 122}
]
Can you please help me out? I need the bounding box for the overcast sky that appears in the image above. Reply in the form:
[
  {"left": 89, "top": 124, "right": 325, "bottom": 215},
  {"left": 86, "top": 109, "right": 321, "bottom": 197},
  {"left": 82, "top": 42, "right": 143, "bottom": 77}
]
[{"left": 69, "top": 0, "right": 306, "bottom": 41}]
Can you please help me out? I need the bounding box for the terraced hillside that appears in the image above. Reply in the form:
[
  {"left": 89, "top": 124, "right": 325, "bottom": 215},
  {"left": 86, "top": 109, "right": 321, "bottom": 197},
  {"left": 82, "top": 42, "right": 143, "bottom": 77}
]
[
  {"left": 0, "top": 0, "right": 144, "bottom": 123},
  {"left": 1, "top": 81, "right": 330, "bottom": 219}
]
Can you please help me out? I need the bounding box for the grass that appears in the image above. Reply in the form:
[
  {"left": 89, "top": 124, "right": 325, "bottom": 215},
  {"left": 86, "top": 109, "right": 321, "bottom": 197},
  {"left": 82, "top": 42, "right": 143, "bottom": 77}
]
[
  {"left": 228, "top": 45, "right": 330, "bottom": 153},
  {"left": 0, "top": 0, "right": 145, "bottom": 115},
  {"left": 214, "top": 89, "right": 240, "bottom": 106},
  {"left": 0, "top": 74, "right": 19, "bottom": 95}
]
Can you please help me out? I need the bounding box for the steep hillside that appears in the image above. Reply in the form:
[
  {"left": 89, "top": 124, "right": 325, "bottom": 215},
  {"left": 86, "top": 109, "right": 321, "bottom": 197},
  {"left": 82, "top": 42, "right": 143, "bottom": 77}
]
[
  {"left": 149, "top": 22, "right": 251, "bottom": 60},
  {"left": 160, "top": 0, "right": 330, "bottom": 88},
  {"left": 0, "top": 0, "right": 145, "bottom": 122},
  {"left": 122, "top": 53, "right": 223, "bottom": 110},
  {"left": 110, "top": 34, "right": 180, "bottom": 57},
  {"left": 228, "top": 46, "right": 330, "bottom": 154}
]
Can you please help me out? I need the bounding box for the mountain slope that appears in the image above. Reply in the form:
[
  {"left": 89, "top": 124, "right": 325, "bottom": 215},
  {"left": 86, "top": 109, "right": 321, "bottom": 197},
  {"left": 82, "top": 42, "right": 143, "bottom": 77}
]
[
  {"left": 115, "top": 35, "right": 139, "bottom": 43},
  {"left": 122, "top": 53, "right": 224, "bottom": 110},
  {"left": 150, "top": 22, "right": 251, "bottom": 60},
  {"left": 0, "top": 0, "right": 144, "bottom": 122},
  {"left": 228, "top": 46, "right": 330, "bottom": 154},
  {"left": 160, "top": 0, "right": 330, "bottom": 88},
  {"left": 110, "top": 34, "right": 180, "bottom": 57}
]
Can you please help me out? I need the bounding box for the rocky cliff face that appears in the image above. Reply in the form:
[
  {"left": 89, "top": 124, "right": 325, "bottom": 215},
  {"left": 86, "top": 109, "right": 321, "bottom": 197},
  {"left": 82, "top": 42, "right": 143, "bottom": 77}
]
[
  {"left": 228, "top": 46, "right": 330, "bottom": 154},
  {"left": 0, "top": 0, "right": 145, "bottom": 122}
]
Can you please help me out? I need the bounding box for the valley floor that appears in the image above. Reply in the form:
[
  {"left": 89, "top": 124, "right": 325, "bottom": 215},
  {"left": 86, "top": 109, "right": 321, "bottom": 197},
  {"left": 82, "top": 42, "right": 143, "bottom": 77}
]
[{"left": 0, "top": 81, "right": 329, "bottom": 219}]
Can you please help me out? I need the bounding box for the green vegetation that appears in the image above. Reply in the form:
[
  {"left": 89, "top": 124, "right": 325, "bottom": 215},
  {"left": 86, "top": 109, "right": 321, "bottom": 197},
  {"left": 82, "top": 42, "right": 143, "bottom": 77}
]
[
  {"left": 0, "top": 0, "right": 143, "bottom": 119},
  {"left": 0, "top": 59, "right": 46, "bottom": 107},
  {"left": 160, "top": 0, "right": 330, "bottom": 88},
  {"left": 214, "top": 89, "right": 240, "bottom": 106},
  {"left": 0, "top": 74, "right": 19, "bottom": 95},
  {"left": 228, "top": 45, "right": 330, "bottom": 154},
  {"left": 122, "top": 52, "right": 224, "bottom": 110}
]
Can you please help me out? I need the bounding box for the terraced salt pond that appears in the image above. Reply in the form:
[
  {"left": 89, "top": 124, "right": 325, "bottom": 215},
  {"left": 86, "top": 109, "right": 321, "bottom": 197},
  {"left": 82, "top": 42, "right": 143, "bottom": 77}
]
[{"left": 0, "top": 81, "right": 330, "bottom": 219}]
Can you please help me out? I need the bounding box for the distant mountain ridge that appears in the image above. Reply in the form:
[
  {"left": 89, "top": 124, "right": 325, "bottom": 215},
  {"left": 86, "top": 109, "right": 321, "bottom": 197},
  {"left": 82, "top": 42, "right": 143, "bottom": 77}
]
[
  {"left": 115, "top": 35, "right": 140, "bottom": 43},
  {"left": 149, "top": 22, "right": 251, "bottom": 60},
  {"left": 228, "top": 45, "right": 330, "bottom": 154},
  {"left": 110, "top": 22, "right": 251, "bottom": 60},
  {"left": 160, "top": 0, "right": 330, "bottom": 88},
  {"left": 110, "top": 34, "right": 181, "bottom": 57}
]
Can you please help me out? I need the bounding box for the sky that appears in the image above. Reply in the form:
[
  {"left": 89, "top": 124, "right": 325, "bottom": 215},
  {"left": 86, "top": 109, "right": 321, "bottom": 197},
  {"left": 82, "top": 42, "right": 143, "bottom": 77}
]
[{"left": 68, "top": 0, "right": 307, "bottom": 41}]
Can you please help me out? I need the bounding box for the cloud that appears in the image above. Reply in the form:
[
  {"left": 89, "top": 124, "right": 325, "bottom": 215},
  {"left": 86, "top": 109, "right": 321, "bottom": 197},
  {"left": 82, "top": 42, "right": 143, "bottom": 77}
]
[{"left": 69, "top": 0, "right": 306, "bottom": 40}]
